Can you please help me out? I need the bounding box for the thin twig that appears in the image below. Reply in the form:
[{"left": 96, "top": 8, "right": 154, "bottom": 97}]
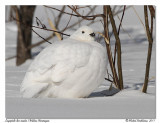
[
  {"left": 132, "top": 6, "right": 146, "bottom": 31},
  {"left": 117, "top": 6, "right": 126, "bottom": 35},
  {"left": 32, "top": 25, "right": 70, "bottom": 36},
  {"left": 108, "top": 6, "right": 123, "bottom": 90},
  {"left": 44, "top": 7, "right": 62, "bottom": 40},
  {"left": 76, "top": 5, "right": 91, "bottom": 9},
  {"left": 63, "top": 9, "right": 73, "bottom": 32},
  {"left": 44, "top": 5, "right": 78, "bottom": 17},
  {"left": 87, "top": 19, "right": 102, "bottom": 26},
  {"left": 150, "top": 13, "right": 154, "bottom": 37},
  {"left": 113, "top": 6, "right": 126, "bottom": 66},
  {"left": 105, "top": 78, "right": 113, "bottom": 83},
  {"left": 27, "top": 34, "right": 55, "bottom": 50},
  {"left": 32, "top": 29, "right": 52, "bottom": 44},
  {"left": 113, "top": 6, "right": 131, "bottom": 16},
  {"left": 44, "top": 5, "right": 104, "bottom": 20},
  {"left": 67, "top": 5, "right": 104, "bottom": 20},
  {"left": 55, "top": 6, "right": 66, "bottom": 28},
  {"left": 116, "top": 15, "right": 136, "bottom": 42},
  {"left": 36, "top": 17, "right": 46, "bottom": 29},
  {"left": 5, "top": 55, "right": 17, "bottom": 61},
  {"left": 109, "top": 6, "right": 131, "bottom": 39},
  {"left": 12, "top": 16, "right": 70, "bottom": 37},
  {"left": 61, "top": 6, "right": 97, "bottom": 32}
]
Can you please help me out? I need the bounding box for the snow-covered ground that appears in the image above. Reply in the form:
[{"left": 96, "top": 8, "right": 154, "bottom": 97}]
[{"left": 5, "top": 6, "right": 156, "bottom": 119}]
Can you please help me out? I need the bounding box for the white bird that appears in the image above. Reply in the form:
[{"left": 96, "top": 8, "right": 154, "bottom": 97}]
[{"left": 20, "top": 26, "right": 108, "bottom": 98}]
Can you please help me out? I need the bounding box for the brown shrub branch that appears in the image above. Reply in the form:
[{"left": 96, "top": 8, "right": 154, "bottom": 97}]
[
  {"left": 103, "top": 6, "right": 119, "bottom": 88},
  {"left": 113, "top": 6, "right": 126, "bottom": 66},
  {"left": 107, "top": 6, "right": 123, "bottom": 90},
  {"left": 142, "top": 6, "right": 154, "bottom": 93}
]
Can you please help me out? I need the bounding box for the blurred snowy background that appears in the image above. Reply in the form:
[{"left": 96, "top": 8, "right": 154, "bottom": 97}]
[{"left": 5, "top": 5, "right": 156, "bottom": 119}]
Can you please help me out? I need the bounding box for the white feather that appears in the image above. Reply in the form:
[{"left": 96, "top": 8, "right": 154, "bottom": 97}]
[{"left": 20, "top": 26, "right": 108, "bottom": 98}]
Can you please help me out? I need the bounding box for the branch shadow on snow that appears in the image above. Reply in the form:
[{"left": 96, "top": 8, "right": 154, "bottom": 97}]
[
  {"left": 131, "top": 80, "right": 155, "bottom": 90},
  {"left": 89, "top": 87, "right": 120, "bottom": 98}
]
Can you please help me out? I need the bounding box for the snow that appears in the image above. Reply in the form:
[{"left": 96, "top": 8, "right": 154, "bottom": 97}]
[
  {"left": 6, "top": 91, "right": 155, "bottom": 119},
  {"left": 5, "top": 6, "right": 156, "bottom": 119}
]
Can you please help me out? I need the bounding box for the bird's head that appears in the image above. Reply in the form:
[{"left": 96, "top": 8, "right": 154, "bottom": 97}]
[{"left": 70, "top": 26, "right": 95, "bottom": 42}]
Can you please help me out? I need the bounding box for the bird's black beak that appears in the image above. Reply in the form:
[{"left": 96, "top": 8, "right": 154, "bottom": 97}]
[{"left": 89, "top": 33, "right": 95, "bottom": 37}]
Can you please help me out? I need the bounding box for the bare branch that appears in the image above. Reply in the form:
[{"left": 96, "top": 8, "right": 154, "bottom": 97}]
[
  {"left": 108, "top": 6, "right": 123, "bottom": 90},
  {"left": 63, "top": 9, "right": 73, "bottom": 32},
  {"left": 76, "top": 5, "right": 91, "bottom": 9},
  {"left": 103, "top": 6, "right": 119, "bottom": 88},
  {"left": 132, "top": 6, "right": 146, "bottom": 31},
  {"left": 55, "top": 6, "right": 66, "bottom": 28},
  {"left": 61, "top": 6, "right": 97, "bottom": 32},
  {"left": 32, "top": 29, "right": 52, "bottom": 44},
  {"left": 44, "top": 8, "right": 62, "bottom": 40},
  {"left": 148, "top": 5, "right": 155, "bottom": 18},
  {"left": 116, "top": 15, "right": 136, "bottom": 42},
  {"left": 44, "top": 5, "right": 104, "bottom": 20},
  {"left": 105, "top": 78, "right": 113, "bottom": 83},
  {"left": 11, "top": 16, "right": 70, "bottom": 37},
  {"left": 5, "top": 55, "right": 17, "bottom": 61},
  {"left": 113, "top": 6, "right": 131, "bottom": 16},
  {"left": 113, "top": 6, "right": 126, "bottom": 66},
  {"left": 142, "top": 6, "right": 154, "bottom": 93},
  {"left": 36, "top": 17, "right": 46, "bottom": 29},
  {"left": 27, "top": 34, "right": 55, "bottom": 50},
  {"left": 44, "top": 5, "right": 84, "bottom": 17},
  {"left": 32, "top": 25, "right": 70, "bottom": 37},
  {"left": 67, "top": 5, "right": 104, "bottom": 20}
]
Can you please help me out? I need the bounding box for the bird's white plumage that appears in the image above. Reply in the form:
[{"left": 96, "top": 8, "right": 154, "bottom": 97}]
[{"left": 20, "top": 26, "right": 108, "bottom": 98}]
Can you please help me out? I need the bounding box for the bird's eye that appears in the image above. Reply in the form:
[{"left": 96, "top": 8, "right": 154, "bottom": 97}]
[{"left": 82, "top": 31, "right": 85, "bottom": 34}]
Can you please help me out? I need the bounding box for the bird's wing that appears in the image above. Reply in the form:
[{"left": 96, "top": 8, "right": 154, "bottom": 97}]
[
  {"left": 50, "top": 61, "right": 75, "bottom": 83},
  {"left": 27, "top": 40, "right": 92, "bottom": 83}
]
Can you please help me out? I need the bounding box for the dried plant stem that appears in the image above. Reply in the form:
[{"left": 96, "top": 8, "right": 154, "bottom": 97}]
[
  {"left": 44, "top": 7, "right": 62, "bottom": 40},
  {"left": 132, "top": 6, "right": 146, "bottom": 31},
  {"left": 113, "top": 6, "right": 126, "bottom": 66},
  {"left": 132, "top": 6, "right": 152, "bottom": 42},
  {"left": 5, "top": 55, "right": 17, "bottom": 61},
  {"left": 32, "top": 29, "right": 52, "bottom": 44},
  {"left": 103, "top": 6, "right": 119, "bottom": 88},
  {"left": 67, "top": 5, "right": 104, "bottom": 20},
  {"left": 44, "top": 5, "right": 104, "bottom": 20},
  {"left": 116, "top": 15, "right": 136, "bottom": 42},
  {"left": 27, "top": 34, "right": 55, "bottom": 50},
  {"left": 12, "top": 16, "right": 70, "bottom": 37},
  {"left": 148, "top": 6, "right": 155, "bottom": 18},
  {"left": 61, "top": 6, "right": 97, "bottom": 32},
  {"left": 107, "top": 6, "right": 123, "bottom": 90},
  {"left": 55, "top": 6, "right": 66, "bottom": 28},
  {"left": 31, "top": 25, "right": 70, "bottom": 37},
  {"left": 105, "top": 78, "right": 113, "bottom": 83},
  {"left": 96, "top": 32, "right": 109, "bottom": 44},
  {"left": 142, "top": 6, "right": 154, "bottom": 93},
  {"left": 62, "top": 10, "right": 73, "bottom": 32},
  {"left": 150, "top": 15, "right": 153, "bottom": 37}
]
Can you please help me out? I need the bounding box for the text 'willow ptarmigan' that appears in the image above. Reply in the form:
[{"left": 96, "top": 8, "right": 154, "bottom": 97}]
[{"left": 20, "top": 26, "right": 108, "bottom": 98}]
